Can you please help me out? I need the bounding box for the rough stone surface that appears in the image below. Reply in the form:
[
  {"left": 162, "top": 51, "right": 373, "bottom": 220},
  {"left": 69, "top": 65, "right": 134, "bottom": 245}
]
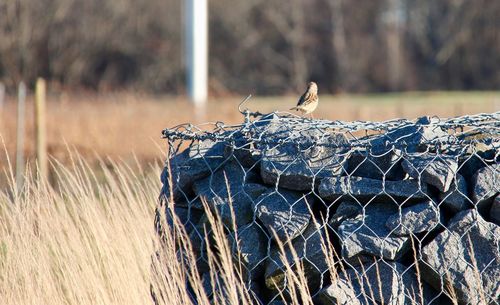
[
  {"left": 342, "top": 261, "right": 439, "bottom": 305},
  {"left": 189, "top": 215, "right": 211, "bottom": 255},
  {"left": 227, "top": 222, "right": 268, "bottom": 279},
  {"left": 253, "top": 189, "right": 311, "bottom": 241},
  {"left": 421, "top": 209, "right": 500, "bottom": 305},
  {"left": 161, "top": 139, "right": 227, "bottom": 201},
  {"left": 223, "top": 130, "right": 261, "bottom": 168},
  {"left": 472, "top": 165, "right": 500, "bottom": 211},
  {"left": 165, "top": 206, "right": 203, "bottom": 235},
  {"left": 347, "top": 148, "right": 405, "bottom": 181},
  {"left": 193, "top": 162, "right": 267, "bottom": 228},
  {"left": 385, "top": 201, "right": 440, "bottom": 236},
  {"left": 402, "top": 154, "right": 458, "bottom": 192},
  {"left": 438, "top": 174, "right": 471, "bottom": 213},
  {"left": 318, "top": 176, "right": 429, "bottom": 203},
  {"left": 369, "top": 116, "right": 450, "bottom": 153},
  {"left": 260, "top": 133, "right": 349, "bottom": 191},
  {"left": 267, "top": 301, "right": 286, "bottom": 305},
  {"left": 335, "top": 201, "right": 410, "bottom": 260},
  {"left": 265, "top": 220, "right": 328, "bottom": 292},
  {"left": 490, "top": 194, "right": 500, "bottom": 225},
  {"left": 316, "top": 279, "right": 361, "bottom": 305}
]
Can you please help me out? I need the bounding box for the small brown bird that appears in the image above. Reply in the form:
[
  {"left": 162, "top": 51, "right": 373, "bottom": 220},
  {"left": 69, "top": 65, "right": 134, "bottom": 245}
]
[{"left": 290, "top": 81, "right": 319, "bottom": 118}]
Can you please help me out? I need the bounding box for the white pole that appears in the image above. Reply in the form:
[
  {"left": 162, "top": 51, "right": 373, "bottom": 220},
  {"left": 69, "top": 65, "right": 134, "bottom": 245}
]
[
  {"left": 16, "top": 81, "right": 27, "bottom": 189},
  {"left": 0, "top": 82, "right": 5, "bottom": 111},
  {"left": 186, "top": 0, "right": 208, "bottom": 107}
]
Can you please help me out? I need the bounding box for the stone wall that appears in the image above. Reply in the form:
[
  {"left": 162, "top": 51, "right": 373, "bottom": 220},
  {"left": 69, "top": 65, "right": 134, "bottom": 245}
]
[{"left": 159, "top": 113, "right": 499, "bottom": 305}]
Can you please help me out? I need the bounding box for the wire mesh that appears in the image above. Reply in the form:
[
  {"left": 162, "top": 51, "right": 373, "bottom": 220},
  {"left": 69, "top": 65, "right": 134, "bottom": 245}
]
[{"left": 157, "top": 110, "right": 499, "bottom": 305}]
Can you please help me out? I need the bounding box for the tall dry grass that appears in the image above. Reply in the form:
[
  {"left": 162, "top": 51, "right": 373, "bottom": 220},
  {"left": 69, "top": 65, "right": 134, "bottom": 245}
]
[{"left": 0, "top": 153, "right": 161, "bottom": 304}]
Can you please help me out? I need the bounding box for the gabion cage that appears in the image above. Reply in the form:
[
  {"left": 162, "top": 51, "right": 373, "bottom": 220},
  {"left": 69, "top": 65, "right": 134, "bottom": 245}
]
[{"left": 157, "top": 110, "right": 499, "bottom": 305}]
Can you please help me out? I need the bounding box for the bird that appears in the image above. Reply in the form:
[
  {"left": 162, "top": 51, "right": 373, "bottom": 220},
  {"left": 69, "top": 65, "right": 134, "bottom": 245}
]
[{"left": 290, "top": 81, "right": 319, "bottom": 118}]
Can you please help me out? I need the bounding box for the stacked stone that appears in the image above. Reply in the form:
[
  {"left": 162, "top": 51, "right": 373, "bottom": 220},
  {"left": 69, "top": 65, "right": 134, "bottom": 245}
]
[{"left": 160, "top": 114, "right": 499, "bottom": 305}]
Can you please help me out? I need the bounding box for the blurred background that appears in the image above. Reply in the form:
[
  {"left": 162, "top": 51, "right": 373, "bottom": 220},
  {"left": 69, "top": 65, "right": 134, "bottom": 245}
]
[{"left": 0, "top": 0, "right": 499, "bottom": 177}]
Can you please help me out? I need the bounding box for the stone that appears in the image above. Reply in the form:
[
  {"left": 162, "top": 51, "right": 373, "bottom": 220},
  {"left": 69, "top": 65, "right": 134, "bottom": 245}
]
[
  {"left": 421, "top": 209, "right": 500, "bottom": 305},
  {"left": 316, "top": 278, "right": 361, "bottom": 305},
  {"left": 328, "top": 201, "right": 363, "bottom": 228},
  {"left": 336, "top": 202, "right": 410, "bottom": 260},
  {"left": 265, "top": 220, "right": 328, "bottom": 292},
  {"left": 490, "top": 195, "right": 500, "bottom": 225},
  {"left": 223, "top": 130, "right": 261, "bottom": 168},
  {"left": 438, "top": 174, "right": 471, "bottom": 213},
  {"left": 346, "top": 148, "right": 405, "bottom": 181},
  {"left": 341, "top": 261, "right": 439, "bottom": 305},
  {"left": 369, "top": 116, "right": 450, "bottom": 153},
  {"left": 253, "top": 189, "right": 312, "bottom": 241},
  {"left": 164, "top": 206, "right": 203, "bottom": 235},
  {"left": 385, "top": 201, "right": 440, "bottom": 236},
  {"left": 401, "top": 154, "right": 458, "bottom": 192},
  {"left": 260, "top": 133, "right": 349, "bottom": 191},
  {"left": 201, "top": 272, "right": 225, "bottom": 300},
  {"left": 189, "top": 215, "right": 212, "bottom": 255},
  {"left": 318, "top": 176, "right": 429, "bottom": 204},
  {"left": 161, "top": 139, "right": 227, "bottom": 201},
  {"left": 193, "top": 162, "right": 267, "bottom": 228},
  {"left": 227, "top": 222, "right": 268, "bottom": 279},
  {"left": 267, "top": 301, "right": 287, "bottom": 305},
  {"left": 471, "top": 165, "right": 500, "bottom": 211}
]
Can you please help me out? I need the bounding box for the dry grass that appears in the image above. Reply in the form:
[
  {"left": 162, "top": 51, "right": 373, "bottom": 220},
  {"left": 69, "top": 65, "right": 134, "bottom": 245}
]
[{"left": 0, "top": 156, "right": 160, "bottom": 304}]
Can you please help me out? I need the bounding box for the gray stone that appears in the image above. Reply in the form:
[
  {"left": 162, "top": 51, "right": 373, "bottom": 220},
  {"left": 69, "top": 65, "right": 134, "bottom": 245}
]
[
  {"left": 385, "top": 201, "right": 440, "bottom": 236},
  {"left": 189, "top": 215, "right": 211, "bottom": 255},
  {"left": 318, "top": 176, "right": 429, "bottom": 203},
  {"left": 260, "top": 133, "right": 348, "bottom": 191},
  {"left": 265, "top": 220, "right": 328, "bottom": 292},
  {"left": 490, "top": 195, "right": 500, "bottom": 225},
  {"left": 472, "top": 165, "right": 500, "bottom": 211},
  {"left": 438, "top": 174, "right": 471, "bottom": 213},
  {"left": 336, "top": 202, "right": 410, "bottom": 260},
  {"left": 193, "top": 162, "right": 267, "bottom": 228},
  {"left": 347, "top": 148, "right": 405, "bottom": 181},
  {"left": 227, "top": 222, "right": 268, "bottom": 279},
  {"left": 165, "top": 206, "right": 203, "bottom": 235},
  {"left": 176, "top": 197, "right": 204, "bottom": 210},
  {"left": 421, "top": 209, "right": 500, "bottom": 305},
  {"left": 161, "top": 139, "right": 227, "bottom": 201},
  {"left": 369, "top": 116, "right": 450, "bottom": 153},
  {"left": 328, "top": 201, "right": 363, "bottom": 228},
  {"left": 201, "top": 272, "right": 225, "bottom": 300},
  {"left": 223, "top": 130, "right": 261, "bottom": 168},
  {"left": 402, "top": 154, "right": 458, "bottom": 192},
  {"left": 253, "top": 189, "right": 311, "bottom": 241},
  {"left": 316, "top": 278, "right": 361, "bottom": 305},
  {"left": 267, "top": 301, "right": 286, "bottom": 305},
  {"left": 341, "top": 261, "right": 439, "bottom": 305}
]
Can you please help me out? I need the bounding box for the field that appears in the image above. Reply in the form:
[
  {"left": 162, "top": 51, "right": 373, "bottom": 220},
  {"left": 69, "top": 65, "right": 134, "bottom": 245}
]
[
  {"left": 0, "top": 91, "right": 498, "bottom": 304},
  {"left": 1, "top": 91, "right": 498, "bottom": 170}
]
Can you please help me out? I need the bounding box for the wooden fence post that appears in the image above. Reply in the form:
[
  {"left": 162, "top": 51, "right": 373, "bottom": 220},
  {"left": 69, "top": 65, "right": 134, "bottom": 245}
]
[
  {"left": 35, "top": 78, "right": 48, "bottom": 180},
  {"left": 16, "top": 81, "right": 27, "bottom": 189}
]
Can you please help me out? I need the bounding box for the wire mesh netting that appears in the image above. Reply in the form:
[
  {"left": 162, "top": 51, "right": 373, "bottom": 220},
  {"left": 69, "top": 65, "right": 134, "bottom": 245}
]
[{"left": 156, "top": 110, "right": 499, "bottom": 305}]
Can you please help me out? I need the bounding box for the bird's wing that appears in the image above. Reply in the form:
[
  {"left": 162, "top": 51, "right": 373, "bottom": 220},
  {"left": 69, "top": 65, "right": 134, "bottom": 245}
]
[
  {"left": 297, "top": 91, "right": 316, "bottom": 107},
  {"left": 297, "top": 91, "right": 313, "bottom": 106}
]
